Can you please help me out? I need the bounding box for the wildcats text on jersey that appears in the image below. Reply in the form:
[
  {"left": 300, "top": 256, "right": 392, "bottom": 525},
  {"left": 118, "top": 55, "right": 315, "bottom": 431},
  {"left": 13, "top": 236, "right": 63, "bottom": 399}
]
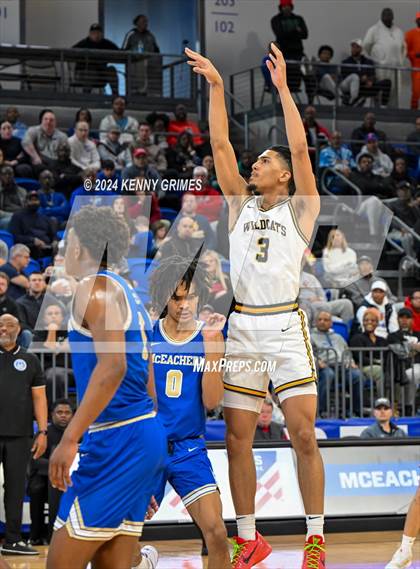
[{"left": 243, "top": 218, "right": 286, "bottom": 235}]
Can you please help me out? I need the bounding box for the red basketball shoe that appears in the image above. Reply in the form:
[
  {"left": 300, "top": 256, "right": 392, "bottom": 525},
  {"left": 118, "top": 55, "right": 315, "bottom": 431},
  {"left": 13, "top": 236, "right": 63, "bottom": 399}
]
[
  {"left": 231, "top": 531, "right": 272, "bottom": 568},
  {"left": 301, "top": 534, "right": 326, "bottom": 569}
]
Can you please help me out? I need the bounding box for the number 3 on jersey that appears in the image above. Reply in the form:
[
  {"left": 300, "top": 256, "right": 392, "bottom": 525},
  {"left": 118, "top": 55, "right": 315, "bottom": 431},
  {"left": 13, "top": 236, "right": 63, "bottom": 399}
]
[
  {"left": 165, "top": 370, "right": 183, "bottom": 398},
  {"left": 256, "top": 237, "right": 269, "bottom": 263}
]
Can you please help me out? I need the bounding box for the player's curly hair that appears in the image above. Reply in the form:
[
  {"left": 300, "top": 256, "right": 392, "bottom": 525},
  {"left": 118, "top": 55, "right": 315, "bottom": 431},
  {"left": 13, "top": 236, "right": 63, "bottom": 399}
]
[
  {"left": 149, "top": 255, "right": 210, "bottom": 316},
  {"left": 69, "top": 205, "right": 129, "bottom": 267}
]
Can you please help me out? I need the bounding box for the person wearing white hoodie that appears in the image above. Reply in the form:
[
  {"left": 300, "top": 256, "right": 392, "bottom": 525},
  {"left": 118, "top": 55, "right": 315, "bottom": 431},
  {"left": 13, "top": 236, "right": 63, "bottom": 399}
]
[{"left": 356, "top": 280, "right": 398, "bottom": 338}]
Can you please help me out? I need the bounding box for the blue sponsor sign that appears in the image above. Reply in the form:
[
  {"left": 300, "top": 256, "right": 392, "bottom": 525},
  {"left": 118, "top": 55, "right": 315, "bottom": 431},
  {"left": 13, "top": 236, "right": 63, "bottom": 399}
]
[{"left": 326, "top": 462, "right": 419, "bottom": 496}]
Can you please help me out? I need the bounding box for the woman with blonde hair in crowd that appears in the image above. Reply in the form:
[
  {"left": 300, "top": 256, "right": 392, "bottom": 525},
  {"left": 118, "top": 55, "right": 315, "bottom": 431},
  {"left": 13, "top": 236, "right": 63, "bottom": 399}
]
[{"left": 322, "top": 228, "right": 358, "bottom": 288}]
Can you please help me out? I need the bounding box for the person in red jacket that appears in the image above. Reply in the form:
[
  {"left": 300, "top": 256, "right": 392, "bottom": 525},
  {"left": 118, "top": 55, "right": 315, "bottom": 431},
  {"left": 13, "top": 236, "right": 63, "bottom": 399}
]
[
  {"left": 405, "top": 290, "right": 420, "bottom": 331},
  {"left": 167, "top": 104, "right": 204, "bottom": 147},
  {"left": 126, "top": 188, "right": 161, "bottom": 225},
  {"left": 405, "top": 12, "right": 420, "bottom": 109},
  {"left": 190, "top": 166, "right": 223, "bottom": 222}
]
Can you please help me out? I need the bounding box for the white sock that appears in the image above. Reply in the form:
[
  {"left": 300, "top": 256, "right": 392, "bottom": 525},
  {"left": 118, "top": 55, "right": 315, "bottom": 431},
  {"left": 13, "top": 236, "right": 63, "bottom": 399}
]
[
  {"left": 401, "top": 534, "right": 416, "bottom": 553},
  {"left": 306, "top": 514, "right": 324, "bottom": 540},
  {"left": 236, "top": 514, "right": 256, "bottom": 541}
]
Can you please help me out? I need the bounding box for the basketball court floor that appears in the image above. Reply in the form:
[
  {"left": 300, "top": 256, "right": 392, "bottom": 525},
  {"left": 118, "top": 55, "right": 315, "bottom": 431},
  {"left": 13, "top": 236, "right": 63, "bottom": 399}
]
[{"left": 2, "top": 531, "right": 419, "bottom": 568}]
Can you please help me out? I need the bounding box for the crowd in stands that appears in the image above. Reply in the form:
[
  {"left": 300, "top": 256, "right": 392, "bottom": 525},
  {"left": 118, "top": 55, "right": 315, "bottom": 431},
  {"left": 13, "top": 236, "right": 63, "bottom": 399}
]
[{"left": 269, "top": 3, "right": 419, "bottom": 109}]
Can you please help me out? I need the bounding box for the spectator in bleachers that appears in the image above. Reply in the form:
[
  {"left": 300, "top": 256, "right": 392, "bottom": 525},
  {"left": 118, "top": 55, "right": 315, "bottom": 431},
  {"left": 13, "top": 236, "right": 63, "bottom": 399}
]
[
  {"left": 4, "top": 107, "right": 27, "bottom": 140},
  {"left": 127, "top": 188, "right": 161, "bottom": 225},
  {"left": 190, "top": 166, "right": 223, "bottom": 223},
  {"left": 238, "top": 149, "right": 254, "bottom": 182},
  {"left": 270, "top": 0, "right": 308, "bottom": 92},
  {"left": 49, "top": 142, "right": 82, "bottom": 200},
  {"left": 318, "top": 130, "right": 355, "bottom": 181},
  {"left": 303, "top": 105, "right": 331, "bottom": 149},
  {"left": 0, "top": 166, "right": 26, "bottom": 229},
  {"left": 351, "top": 112, "right": 388, "bottom": 156},
  {"left": 405, "top": 13, "right": 420, "bottom": 110},
  {"left": 28, "top": 398, "right": 73, "bottom": 545},
  {"left": 97, "top": 125, "right": 128, "bottom": 170},
  {"left": 349, "top": 153, "right": 391, "bottom": 198},
  {"left": 166, "top": 130, "right": 199, "bottom": 178},
  {"left": 405, "top": 290, "right": 420, "bottom": 332},
  {"left": 388, "top": 182, "right": 420, "bottom": 259},
  {"left": 22, "top": 110, "right": 68, "bottom": 176},
  {"left": 37, "top": 170, "right": 69, "bottom": 224},
  {"left": 146, "top": 112, "right": 170, "bottom": 150},
  {"left": 0, "top": 272, "right": 19, "bottom": 319},
  {"left": 69, "top": 167, "right": 99, "bottom": 210},
  {"left": 356, "top": 280, "right": 398, "bottom": 339},
  {"left": 0, "top": 313, "right": 47, "bottom": 556},
  {"left": 322, "top": 229, "right": 358, "bottom": 288},
  {"left": 198, "top": 304, "right": 215, "bottom": 323},
  {"left": 202, "top": 250, "right": 232, "bottom": 315},
  {"left": 112, "top": 196, "right": 136, "bottom": 237},
  {"left": 202, "top": 155, "right": 217, "bottom": 187},
  {"left": 315, "top": 45, "right": 337, "bottom": 99},
  {"left": 196, "top": 120, "right": 212, "bottom": 158},
  {"left": 99, "top": 96, "right": 139, "bottom": 144},
  {"left": 67, "top": 108, "right": 94, "bottom": 138},
  {"left": 340, "top": 39, "right": 392, "bottom": 107},
  {"left": 96, "top": 159, "right": 121, "bottom": 191},
  {"left": 122, "top": 148, "right": 161, "bottom": 187},
  {"left": 9, "top": 191, "right": 57, "bottom": 259},
  {"left": 68, "top": 121, "right": 101, "bottom": 172},
  {"left": 299, "top": 263, "right": 354, "bottom": 325},
  {"left": 159, "top": 216, "right": 204, "bottom": 260},
  {"left": 311, "top": 310, "right": 364, "bottom": 416},
  {"left": 130, "top": 215, "right": 155, "bottom": 258},
  {"left": 167, "top": 104, "right": 204, "bottom": 147},
  {"left": 406, "top": 116, "right": 420, "bottom": 156},
  {"left": 363, "top": 8, "right": 405, "bottom": 106},
  {"left": 388, "top": 307, "right": 420, "bottom": 415},
  {"left": 16, "top": 271, "right": 62, "bottom": 334},
  {"left": 0, "top": 244, "right": 30, "bottom": 300},
  {"left": 387, "top": 157, "right": 417, "bottom": 195},
  {"left": 0, "top": 242, "right": 8, "bottom": 266},
  {"left": 0, "top": 121, "right": 32, "bottom": 178},
  {"left": 343, "top": 255, "right": 390, "bottom": 308},
  {"left": 254, "top": 397, "right": 287, "bottom": 441},
  {"left": 350, "top": 308, "right": 388, "bottom": 386},
  {"left": 122, "top": 14, "right": 160, "bottom": 53},
  {"left": 176, "top": 193, "right": 216, "bottom": 249},
  {"left": 151, "top": 219, "right": 170, "bottom": 249},
  {"left": 357, "top": 133, "right": 393, "bottom": 178},
  {"left": 33, "top": 303, "right": 70, "bottom": 403},
  {"left": 73, "top": 23, "right": 119, "bottom": 96},
  {"left": 133, "top": 122, "right": 167, "bottom": 173},
  {"left": 360, "top": 397, "right": 406, "bottom": 438}
]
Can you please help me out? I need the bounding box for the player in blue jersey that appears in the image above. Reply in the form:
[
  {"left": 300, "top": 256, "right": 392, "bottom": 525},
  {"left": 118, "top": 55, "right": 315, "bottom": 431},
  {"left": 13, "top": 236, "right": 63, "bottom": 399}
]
[
  {"left": 147, "top": 256, "right": 231, "bottom": 569},
  {"left": 47, "top": 205, "right": 166, "bottom": 569}
]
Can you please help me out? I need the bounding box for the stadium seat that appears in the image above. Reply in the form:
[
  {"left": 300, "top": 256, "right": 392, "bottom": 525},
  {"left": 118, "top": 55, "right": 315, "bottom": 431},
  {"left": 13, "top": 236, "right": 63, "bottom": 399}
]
[
  {"left": 160, "top": 207, "right": 178, "bottom": 222},
  {"left": 23, "top": 258, "right": 41, "bottom": 276},
  {"left": 0, "top": 229, "right": 14, "bottom": 250},
  {"left": 39, "top": 256, "right": 52, "bottom": 270},
  {"left": 332, "top": 320, "right": 349, "bottom": 342},
  {"left": 15, "top": 178, "right": 41, "bottom": 192}
]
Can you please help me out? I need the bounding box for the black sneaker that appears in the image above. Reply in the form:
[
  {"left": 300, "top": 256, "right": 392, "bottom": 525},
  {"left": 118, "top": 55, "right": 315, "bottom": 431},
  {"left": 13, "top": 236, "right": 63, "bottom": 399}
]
[{"left": 1, "top": 541, "right": 39, "bottom": 555}]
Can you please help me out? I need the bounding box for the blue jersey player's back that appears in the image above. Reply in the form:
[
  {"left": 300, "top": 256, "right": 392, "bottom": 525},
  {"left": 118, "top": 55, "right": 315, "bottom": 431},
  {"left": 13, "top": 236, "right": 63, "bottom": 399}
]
[
  {"left": 152, "top": 318, "right": 206, "bottom": 440},
  {"left": 68, "top": 269, "right": 153, "bottom": 423}
]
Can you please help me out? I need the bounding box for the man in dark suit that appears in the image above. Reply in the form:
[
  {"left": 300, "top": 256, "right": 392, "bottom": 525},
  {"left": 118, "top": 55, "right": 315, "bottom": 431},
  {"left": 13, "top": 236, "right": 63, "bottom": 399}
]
[{"left": 254, "top": 398, "right": 287, "bottom": 441}]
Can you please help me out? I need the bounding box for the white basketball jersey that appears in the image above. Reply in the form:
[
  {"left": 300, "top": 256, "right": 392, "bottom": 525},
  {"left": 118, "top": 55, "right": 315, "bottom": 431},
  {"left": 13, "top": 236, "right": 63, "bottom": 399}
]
[{"left": 229, "top": 196, "right": 308, "bottom": 306}]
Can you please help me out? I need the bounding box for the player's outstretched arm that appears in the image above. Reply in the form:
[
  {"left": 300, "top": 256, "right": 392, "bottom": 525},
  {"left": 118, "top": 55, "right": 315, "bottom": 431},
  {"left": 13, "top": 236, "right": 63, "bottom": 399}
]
[
  {"left": 266, "top": 43, "right": 320, "bottom": 238},
  {"left": 49, "top": 277, "right": 127, "bottom": 491},
  {"left": 185, "top": 47, "right": 248, "bottom": 199},
  {"left": 201, "top": 313, "right": 226, "bottom": 410}
]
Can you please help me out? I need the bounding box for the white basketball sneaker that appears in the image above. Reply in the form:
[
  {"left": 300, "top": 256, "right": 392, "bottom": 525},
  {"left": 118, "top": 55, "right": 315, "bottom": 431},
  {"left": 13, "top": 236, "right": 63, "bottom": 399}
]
[
  {"left": 133, "top": 545, "right": 159, "bottom": 569},
  {"left": 385, "top": 546, "right": 413, "bottom": 569}
]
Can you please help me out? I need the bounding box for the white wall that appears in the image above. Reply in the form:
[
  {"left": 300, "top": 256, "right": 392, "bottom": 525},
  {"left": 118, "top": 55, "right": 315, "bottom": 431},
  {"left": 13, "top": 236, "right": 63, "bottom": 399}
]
[
  {"left": 205, "top": 0, "right": 418, "bottom": 79},
  {"left": 25, "top": 0, "right": 99, "bottom": 47},
  {"left": 0, "top": 0, "right": 20, "bottom": 43}
]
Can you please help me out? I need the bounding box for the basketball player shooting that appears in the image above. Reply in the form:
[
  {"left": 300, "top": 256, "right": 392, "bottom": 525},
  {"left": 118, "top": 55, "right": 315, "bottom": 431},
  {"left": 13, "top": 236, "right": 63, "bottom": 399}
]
[{"left": 186, "top": 43, "right": 325, "bottom": 569}]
